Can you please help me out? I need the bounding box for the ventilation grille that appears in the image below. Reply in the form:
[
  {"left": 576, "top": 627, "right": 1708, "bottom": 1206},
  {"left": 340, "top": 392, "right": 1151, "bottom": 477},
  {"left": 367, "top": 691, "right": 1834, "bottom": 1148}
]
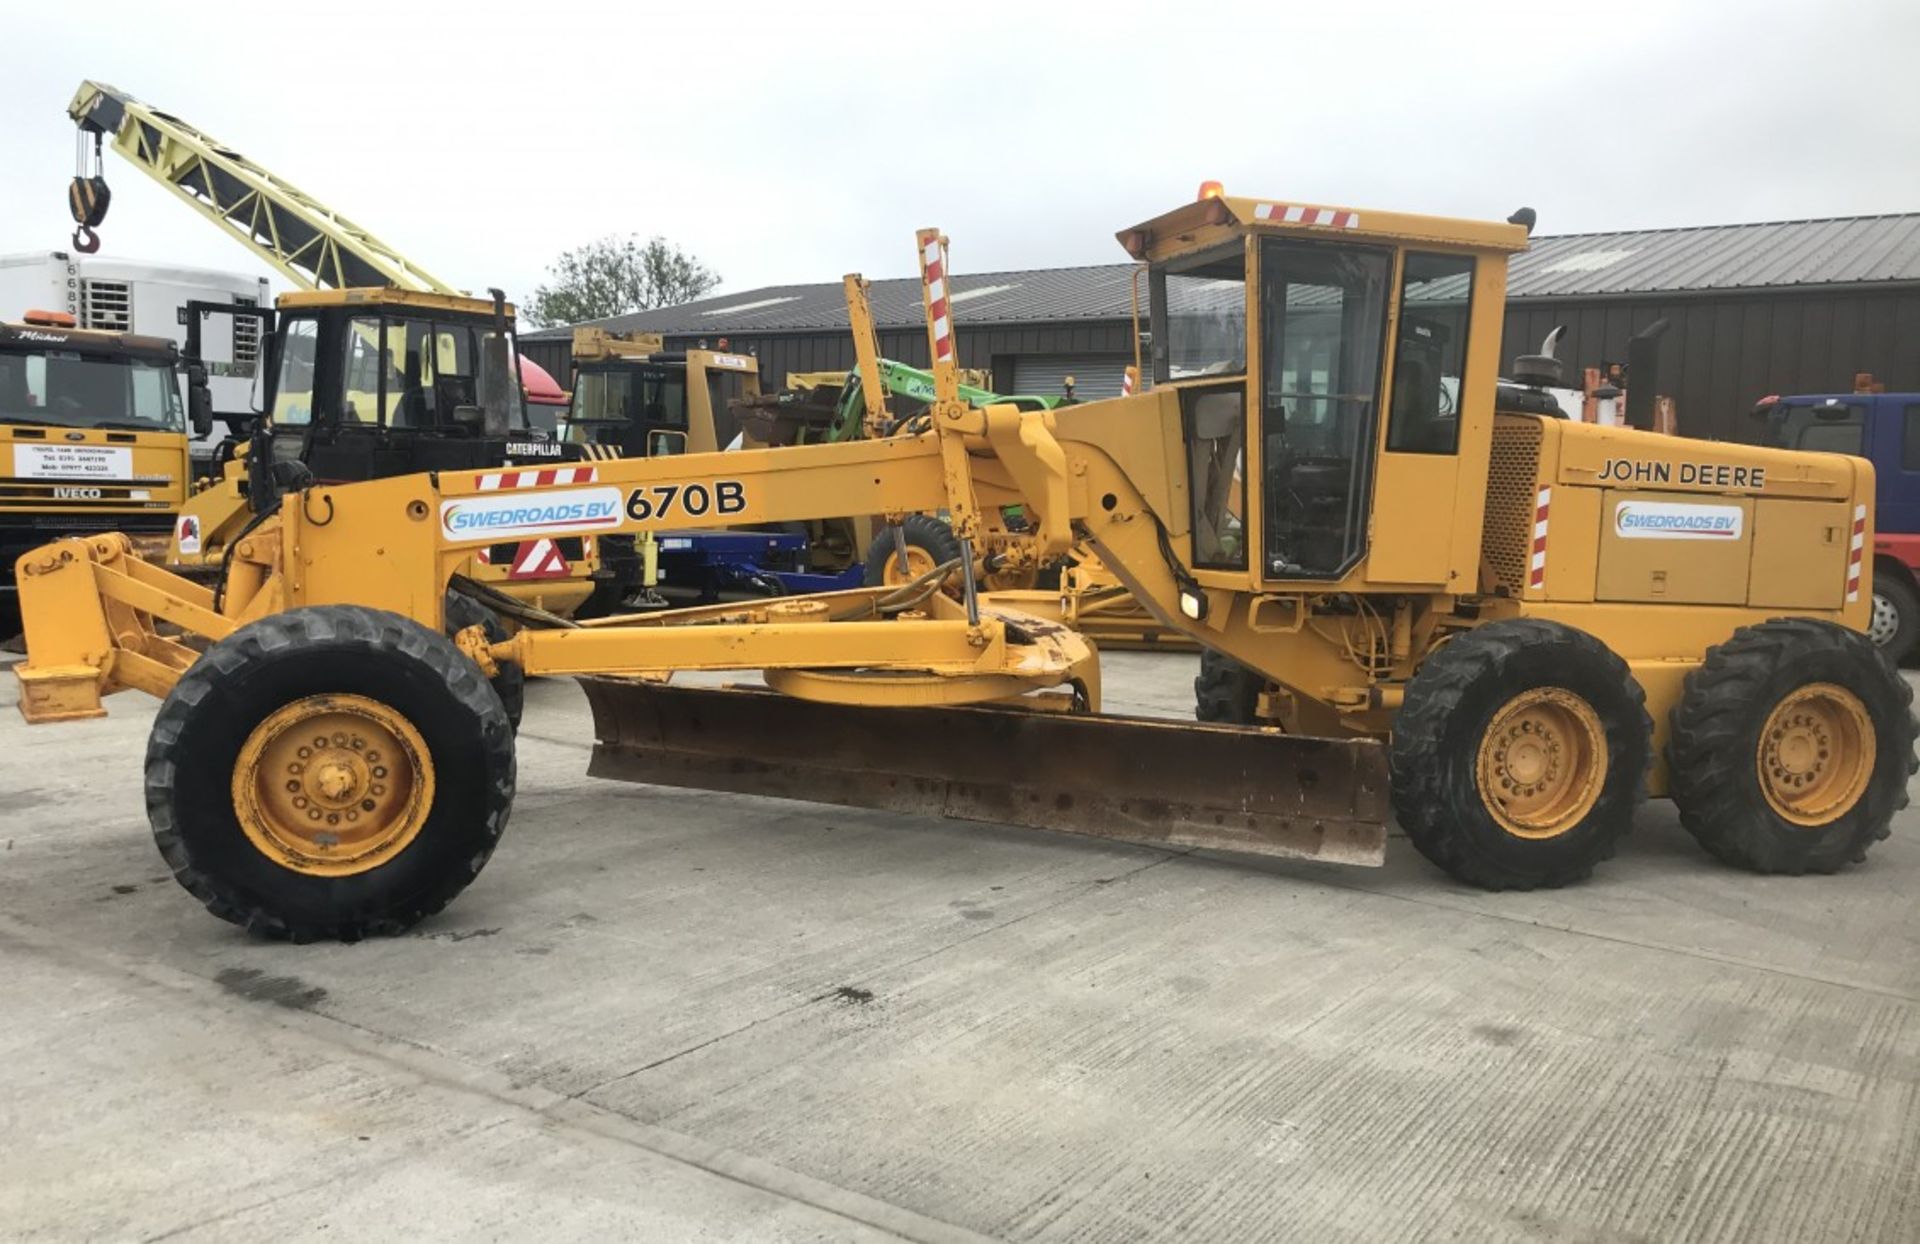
[
  {"left": 1482, "top": 415, "right": 1544, "bottom": 594},
  {"left": 233, "top": 295, "right": 260, "bottom": 373},
  {"left": 81, "top": 279, "right": 131, "bottom": 332}
]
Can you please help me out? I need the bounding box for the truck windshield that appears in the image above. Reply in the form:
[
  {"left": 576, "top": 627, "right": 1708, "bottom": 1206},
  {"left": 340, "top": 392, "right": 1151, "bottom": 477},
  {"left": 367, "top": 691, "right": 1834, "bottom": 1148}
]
[
  {"left": 1760, "top": 401, "right": 1866, "bottom": 455},
  {"left": 0, "top": 348, "right": 185, "bottom": 432},
  {"left": 1151, "top": 244, "right": 1248, "bottom": 382}
]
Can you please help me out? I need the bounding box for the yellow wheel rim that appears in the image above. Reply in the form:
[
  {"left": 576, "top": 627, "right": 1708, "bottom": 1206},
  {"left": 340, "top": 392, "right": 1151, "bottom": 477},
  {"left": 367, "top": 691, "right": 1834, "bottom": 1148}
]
[
  {"left": 880, "top": 544, "right": 940, "bottom": 587},
  {"left": 1475, "top": 688, "right": 1608, "bottom": 839},
  {"left": 232, "top": 694, "right": 435, "bottom": 877},
  {"left": 1756, "top": 683, "right": 1875, "bottom": 827}
]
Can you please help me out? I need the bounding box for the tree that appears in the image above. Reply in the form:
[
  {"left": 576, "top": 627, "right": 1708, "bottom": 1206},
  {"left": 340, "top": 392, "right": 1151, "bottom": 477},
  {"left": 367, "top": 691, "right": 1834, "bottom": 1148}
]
[{"left": 522, "top": 235, "right": 720, "bottom": 327}]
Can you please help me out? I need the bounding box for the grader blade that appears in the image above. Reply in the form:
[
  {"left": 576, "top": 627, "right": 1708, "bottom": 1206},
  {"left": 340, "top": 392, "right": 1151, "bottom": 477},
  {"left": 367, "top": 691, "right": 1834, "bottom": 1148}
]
[{"left": 581, "top": 679, "right": 1389, "bottom": 866}]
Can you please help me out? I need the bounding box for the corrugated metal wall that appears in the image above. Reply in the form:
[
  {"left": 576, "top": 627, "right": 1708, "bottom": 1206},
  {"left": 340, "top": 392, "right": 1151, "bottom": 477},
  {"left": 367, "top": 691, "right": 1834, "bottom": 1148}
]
[
  {"left": 1500, "top": 287, "right": 1920, "bottom": 443},
  {"left": 520, "top": 322, "right": 1138, "bottom": 401},
  {"left": 523, "top": 289, "right": 1920, "bottom": 448}
]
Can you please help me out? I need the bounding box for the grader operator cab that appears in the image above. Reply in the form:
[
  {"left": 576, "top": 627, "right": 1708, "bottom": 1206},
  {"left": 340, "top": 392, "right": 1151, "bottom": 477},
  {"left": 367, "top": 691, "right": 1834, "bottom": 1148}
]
[
  {"left": 12, "top": 193, "right": 1913, "bottom": 942},
  {"left": 174, "top": 288, "right": 606, "bottom": 616}
]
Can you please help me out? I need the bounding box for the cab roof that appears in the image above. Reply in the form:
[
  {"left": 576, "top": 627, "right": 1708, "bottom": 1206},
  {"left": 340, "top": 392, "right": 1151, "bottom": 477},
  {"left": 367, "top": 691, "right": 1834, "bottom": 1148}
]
[
  {"left": 1116, "top": 194, "right": 1532, "bottom": 263},
  {"left": 0, "top": 320, "right": 178, "bottom": 362},
  {"left": 276, "top": 288, "right": 515, "bottom": 318}
]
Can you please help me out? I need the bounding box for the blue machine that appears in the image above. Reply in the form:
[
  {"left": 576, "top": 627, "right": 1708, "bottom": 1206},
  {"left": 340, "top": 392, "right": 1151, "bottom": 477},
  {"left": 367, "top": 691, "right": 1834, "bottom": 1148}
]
[{"left": 653, "top": 529, "right": 865, "bottom": 602}]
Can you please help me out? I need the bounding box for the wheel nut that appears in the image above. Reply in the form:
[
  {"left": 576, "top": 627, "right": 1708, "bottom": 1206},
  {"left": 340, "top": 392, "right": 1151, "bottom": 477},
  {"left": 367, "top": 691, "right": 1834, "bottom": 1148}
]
[{"left": 372, "top": 767, "right": 388, "bottom": 779}]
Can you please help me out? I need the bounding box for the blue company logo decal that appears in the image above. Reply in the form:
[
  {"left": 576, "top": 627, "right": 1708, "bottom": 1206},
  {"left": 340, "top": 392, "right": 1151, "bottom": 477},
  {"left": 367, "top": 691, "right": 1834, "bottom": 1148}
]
[
  {"left": 1613, "top": 500, "right": 1742, "bottom": 540},
  {"left": 439, "top": 486, "right": 623, "bottom": 541}
]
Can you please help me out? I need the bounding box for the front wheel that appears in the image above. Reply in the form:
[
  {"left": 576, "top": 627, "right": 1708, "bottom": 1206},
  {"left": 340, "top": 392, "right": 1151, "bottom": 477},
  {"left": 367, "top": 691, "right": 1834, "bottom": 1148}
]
[
  {"left": 1667, "top": 619, "right": 1916, "bottom": 874},
  {"left": 1390, "top": 619, "right": 1651, "bottom": 890},
  {"left": 146, "top": 605, "right": 516, "bottom": 941},
  {"left": 1194, "top": 649, "right": 1265, "bottom": 725}
]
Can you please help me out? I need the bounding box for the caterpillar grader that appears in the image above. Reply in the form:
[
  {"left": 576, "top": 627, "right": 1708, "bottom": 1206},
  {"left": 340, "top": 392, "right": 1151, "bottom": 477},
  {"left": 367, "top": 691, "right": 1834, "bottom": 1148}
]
[{"left": 11, "top": 193, "right": 1915, "bottom": 942}]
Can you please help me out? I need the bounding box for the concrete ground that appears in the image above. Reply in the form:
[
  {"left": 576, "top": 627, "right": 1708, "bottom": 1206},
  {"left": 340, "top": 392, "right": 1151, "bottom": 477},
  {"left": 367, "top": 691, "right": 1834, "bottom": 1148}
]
[{"left": 1, "top": 651, "right": 1916, "bottom": 1243}]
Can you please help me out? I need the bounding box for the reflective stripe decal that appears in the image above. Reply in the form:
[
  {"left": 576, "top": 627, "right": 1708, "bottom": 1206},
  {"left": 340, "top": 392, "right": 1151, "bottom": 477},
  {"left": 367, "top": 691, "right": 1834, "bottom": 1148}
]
[
  {"left": 1847, "top": 504, "right": 1867, "bottom": 603},
  {"left": 923, "top": 236, "right": 954, "bottom": 364},
  {"left": 475, "top": 465, "right": 598, "bottom": 490},
  {"left": 1254, "top": 203, "right": 1360, "bottom": 229},
  {"left": 1529, "top": 487, "right": 1551, "bottom": 591}
]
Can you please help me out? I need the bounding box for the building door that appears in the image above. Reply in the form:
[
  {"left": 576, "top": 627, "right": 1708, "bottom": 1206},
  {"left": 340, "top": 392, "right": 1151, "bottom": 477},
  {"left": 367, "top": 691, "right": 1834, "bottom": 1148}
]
[{"left": 1010, "top": 353, "right": 1130, "bottom": 401}]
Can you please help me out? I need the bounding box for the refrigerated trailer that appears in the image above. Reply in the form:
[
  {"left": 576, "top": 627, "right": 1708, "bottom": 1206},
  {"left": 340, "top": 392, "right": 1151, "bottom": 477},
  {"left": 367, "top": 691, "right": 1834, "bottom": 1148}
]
[{"left": 0, "top": 251, "right": 269, "bottom": 460}]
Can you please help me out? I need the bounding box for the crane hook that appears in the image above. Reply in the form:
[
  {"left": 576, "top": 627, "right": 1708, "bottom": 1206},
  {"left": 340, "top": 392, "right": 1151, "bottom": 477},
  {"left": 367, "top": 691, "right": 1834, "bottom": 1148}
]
[{"left": 69, "top": 131, "right": 111, "bottom": 255}]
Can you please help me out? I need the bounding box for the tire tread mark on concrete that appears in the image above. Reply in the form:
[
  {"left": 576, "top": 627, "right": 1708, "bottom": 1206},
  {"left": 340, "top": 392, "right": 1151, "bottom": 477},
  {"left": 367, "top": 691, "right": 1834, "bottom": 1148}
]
[
  {"left": 0, "top": 917, "right": 994, "bottom": 1244},
  {"left": 574, "top": 850, "right": 1186, "bottom": 1104}
]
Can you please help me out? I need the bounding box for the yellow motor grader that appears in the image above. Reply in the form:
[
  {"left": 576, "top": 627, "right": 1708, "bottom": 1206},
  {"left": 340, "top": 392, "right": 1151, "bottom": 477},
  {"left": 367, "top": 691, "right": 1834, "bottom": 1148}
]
[{"left": 12, "top": 194, "right": 1914, "bottom": 942}]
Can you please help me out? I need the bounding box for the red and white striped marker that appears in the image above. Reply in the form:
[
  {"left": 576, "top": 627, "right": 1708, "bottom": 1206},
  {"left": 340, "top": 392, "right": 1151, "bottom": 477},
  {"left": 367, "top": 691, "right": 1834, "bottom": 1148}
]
[
  {"left": 1846, "top": 503, "right": 1867, "bottom": 603},
  {"left": 1120, "top": 368, "right": 1136, "bottom": 397},
  {"left": 1254, "top": 203, "right": 1361, "bottom": 229},
  {"left": 922, "top": 234, "right": 954, "bottom": 365},
  {"left": 1529, "top": 487, "right": 1551, "bottom": 591},
  {"left": 474, "top": 465, "right": 597, "bottom": 491}
]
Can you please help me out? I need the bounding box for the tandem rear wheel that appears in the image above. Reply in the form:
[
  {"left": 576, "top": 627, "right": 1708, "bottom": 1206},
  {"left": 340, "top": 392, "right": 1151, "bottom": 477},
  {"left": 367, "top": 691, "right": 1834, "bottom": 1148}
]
[
  {"left": 1391, "top": 619, "right": 1652, "bottom": 891},
  {"left": 146, "top": 606, "right": 516, "bottom": 942},
  {"left": 1667, "top": 618, "right": 1916, "bottom": 874}
]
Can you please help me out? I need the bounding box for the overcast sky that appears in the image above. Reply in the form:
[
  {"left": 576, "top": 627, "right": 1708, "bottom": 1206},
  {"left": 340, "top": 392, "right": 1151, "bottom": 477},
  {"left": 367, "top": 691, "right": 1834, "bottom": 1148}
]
[{"left": 3, "top": 0, "right": 1915, "bottom": 311}]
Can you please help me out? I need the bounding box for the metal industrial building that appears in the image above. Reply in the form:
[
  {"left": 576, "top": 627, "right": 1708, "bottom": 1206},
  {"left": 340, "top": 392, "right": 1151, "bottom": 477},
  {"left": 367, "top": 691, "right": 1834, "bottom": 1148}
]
[{"left": 522, "top": 212, "right": 1920, "bottom": 443}]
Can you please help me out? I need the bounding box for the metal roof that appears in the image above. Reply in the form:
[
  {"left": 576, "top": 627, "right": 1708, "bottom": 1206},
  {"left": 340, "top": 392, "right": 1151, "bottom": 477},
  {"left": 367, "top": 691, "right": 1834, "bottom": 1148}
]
[{"left": 525, "top": 212, "right": 1920, "bottom": 340}]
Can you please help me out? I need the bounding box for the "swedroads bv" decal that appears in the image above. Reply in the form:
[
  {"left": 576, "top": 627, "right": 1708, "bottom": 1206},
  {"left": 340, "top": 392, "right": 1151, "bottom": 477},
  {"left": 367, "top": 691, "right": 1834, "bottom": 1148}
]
[
  {"left": 440, "top": 486, "right": 624, "bottom": 542},
  {"left": 1613, "top": 499, "right": 1743, "bottom": 540}
]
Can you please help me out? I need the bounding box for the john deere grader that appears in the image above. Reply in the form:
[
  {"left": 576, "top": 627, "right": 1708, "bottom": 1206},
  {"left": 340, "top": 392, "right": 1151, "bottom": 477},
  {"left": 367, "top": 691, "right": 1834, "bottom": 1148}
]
[{"left": 12, "top": 195, "right": 1914, "bottom": 941}]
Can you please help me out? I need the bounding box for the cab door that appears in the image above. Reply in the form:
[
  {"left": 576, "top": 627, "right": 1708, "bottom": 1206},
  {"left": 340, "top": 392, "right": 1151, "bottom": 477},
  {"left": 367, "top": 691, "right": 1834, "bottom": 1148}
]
[{"left": 1365, "top": 251, "right": 1494, "bottom": 587}]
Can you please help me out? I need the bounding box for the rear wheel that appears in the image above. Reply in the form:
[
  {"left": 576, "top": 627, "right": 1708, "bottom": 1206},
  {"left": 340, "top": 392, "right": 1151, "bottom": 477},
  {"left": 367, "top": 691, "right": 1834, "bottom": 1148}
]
[
  {"left": 1667, "top": 619, "right": 1916, "bottom": 874},
  {"left": 1195, "top": 649, "right": 1265, "bottom": 725},
  {"left": 863, "top": 514, "right": 961, "bottom": 589},
  {"left": 146, "top": 605, "right": 515, "bottom": 941},
  {"left": 1869, "top": 571, "right": 1919, "bottom": 664},
  {"left": 1391, "top": 619, "right": 1650, "bottom": 890}
]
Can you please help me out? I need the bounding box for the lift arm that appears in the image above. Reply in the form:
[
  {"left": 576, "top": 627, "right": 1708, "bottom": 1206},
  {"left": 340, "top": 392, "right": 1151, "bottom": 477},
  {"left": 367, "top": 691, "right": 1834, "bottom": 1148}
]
[
  {"left": 842, "top": 274, "right": 892, "bottom": 438},
  {"left": 67, "top": 80, "right": 454, "bottom": 293}
]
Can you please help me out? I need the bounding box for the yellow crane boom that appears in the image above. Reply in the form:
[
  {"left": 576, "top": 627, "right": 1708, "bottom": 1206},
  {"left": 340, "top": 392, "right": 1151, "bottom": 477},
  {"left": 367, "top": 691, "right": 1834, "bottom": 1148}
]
[{"left": 67, "top": 80, "right": 453, "bottom": 293}]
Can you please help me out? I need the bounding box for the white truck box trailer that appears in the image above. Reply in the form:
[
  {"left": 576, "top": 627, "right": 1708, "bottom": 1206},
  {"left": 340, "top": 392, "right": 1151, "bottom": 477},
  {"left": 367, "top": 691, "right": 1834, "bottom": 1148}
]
[{"left": 0, "top": 251, "right": 270, "bottom": 460}]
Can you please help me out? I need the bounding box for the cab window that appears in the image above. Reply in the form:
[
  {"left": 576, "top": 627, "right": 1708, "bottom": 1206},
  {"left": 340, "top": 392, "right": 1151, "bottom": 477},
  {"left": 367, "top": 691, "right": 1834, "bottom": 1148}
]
[
  {"left": 1387, "top": 253, "right": 1474, "bottom": 454},
  {"left": 1151, "top": 244, "right": 1247, "bottom": 382},
  {"left": 388, "top": 320, "right": 480, "bottom": 428},
  {"left": 342, "top": 317, "right": 389, "bottom": 423},
  {"left": 1261, "top": 238, "right": 1392, "bottom": 579},
  {"left": 271, "top": 316, "right": 320, "bottom": 426},
  {"left": 1798, "top": 420, "right": 1866, "bottom": 455}
]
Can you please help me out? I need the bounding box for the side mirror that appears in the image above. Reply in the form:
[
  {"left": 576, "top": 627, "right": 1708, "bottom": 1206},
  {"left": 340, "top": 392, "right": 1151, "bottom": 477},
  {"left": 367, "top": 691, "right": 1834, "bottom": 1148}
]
[{"left": 186, "top": 363, "right": 215, "bottom": 438}]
